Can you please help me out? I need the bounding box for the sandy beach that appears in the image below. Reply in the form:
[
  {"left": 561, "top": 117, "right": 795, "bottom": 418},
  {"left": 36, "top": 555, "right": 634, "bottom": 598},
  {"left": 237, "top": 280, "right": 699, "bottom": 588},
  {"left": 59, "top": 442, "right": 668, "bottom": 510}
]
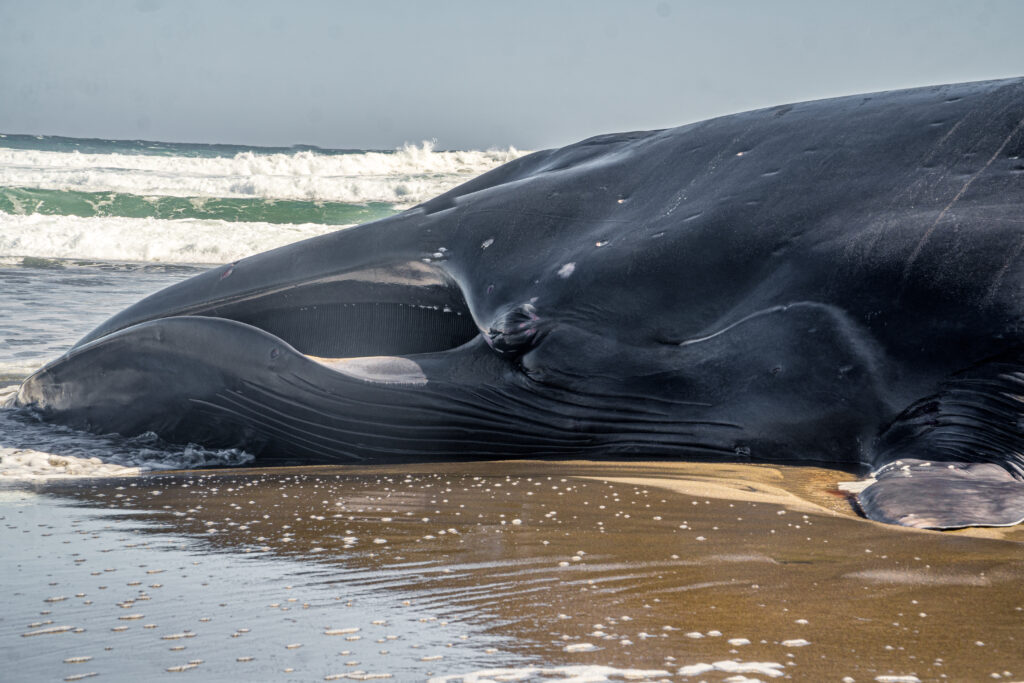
[{"left": 3, "top": 460, "right": 1022, "bottom": 681}]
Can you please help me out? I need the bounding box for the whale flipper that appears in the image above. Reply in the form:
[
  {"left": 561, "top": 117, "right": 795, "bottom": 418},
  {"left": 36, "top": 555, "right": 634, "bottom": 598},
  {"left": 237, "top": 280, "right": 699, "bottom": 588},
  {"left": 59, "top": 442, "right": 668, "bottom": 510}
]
[
  {"left": 857, "top": 461, "right": 1024, "bottom": 529},
  {"left": 857, "top": 351, "right": 1024, "bottom": 528}
]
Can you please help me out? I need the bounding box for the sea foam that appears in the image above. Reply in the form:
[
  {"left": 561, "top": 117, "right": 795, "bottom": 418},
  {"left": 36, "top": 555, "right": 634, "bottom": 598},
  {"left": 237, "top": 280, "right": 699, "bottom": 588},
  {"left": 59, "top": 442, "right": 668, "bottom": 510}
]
[
  {"left": 428, "top": 665, "right": 673, "bottom": 682},
  {"left": 0, "top": 386, "right": 253, "bottom": 479}
]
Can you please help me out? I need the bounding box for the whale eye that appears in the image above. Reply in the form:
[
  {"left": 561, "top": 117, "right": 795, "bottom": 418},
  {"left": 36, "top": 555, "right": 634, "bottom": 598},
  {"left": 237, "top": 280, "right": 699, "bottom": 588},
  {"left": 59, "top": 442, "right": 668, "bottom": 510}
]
[{"left": 484, "top": 303, "right": 545, "bottom": 357}]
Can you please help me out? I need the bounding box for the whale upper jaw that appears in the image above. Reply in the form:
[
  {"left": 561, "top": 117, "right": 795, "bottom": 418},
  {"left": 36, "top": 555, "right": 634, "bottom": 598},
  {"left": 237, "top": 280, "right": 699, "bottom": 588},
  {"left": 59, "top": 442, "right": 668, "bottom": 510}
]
[{"left": 72, "top": 218, "right": 483, "bottom": 362}]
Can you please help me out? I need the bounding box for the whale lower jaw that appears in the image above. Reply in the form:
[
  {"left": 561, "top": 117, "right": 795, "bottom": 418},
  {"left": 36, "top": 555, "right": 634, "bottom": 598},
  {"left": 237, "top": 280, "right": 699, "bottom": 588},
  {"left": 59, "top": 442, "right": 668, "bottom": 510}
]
[{"left": 17, "top": 314, "right": 747, "bottom": 464}]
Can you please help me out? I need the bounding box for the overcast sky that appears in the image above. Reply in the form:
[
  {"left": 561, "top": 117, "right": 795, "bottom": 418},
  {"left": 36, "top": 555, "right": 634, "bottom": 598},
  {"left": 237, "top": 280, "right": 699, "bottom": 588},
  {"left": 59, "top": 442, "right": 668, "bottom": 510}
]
[{"left": 1, "top": 0, "right": 1023, "bottom": 150}]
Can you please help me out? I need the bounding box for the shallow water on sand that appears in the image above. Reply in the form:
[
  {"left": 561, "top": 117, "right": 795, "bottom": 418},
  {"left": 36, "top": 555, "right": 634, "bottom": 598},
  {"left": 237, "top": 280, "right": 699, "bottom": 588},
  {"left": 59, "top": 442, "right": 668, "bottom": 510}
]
[
  {"left": 3, "top": 461, "right": 1022, "bottom": 682},
  {"left": 0, "top": 260, "right": 200, "bottom": 381}
]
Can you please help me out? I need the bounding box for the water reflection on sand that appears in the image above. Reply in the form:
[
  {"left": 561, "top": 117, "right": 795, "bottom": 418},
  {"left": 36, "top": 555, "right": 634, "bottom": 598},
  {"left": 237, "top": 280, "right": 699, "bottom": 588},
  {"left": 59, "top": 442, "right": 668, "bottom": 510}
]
[{"left": 2, "top": 461, "right": 1022, "bottom": 681}]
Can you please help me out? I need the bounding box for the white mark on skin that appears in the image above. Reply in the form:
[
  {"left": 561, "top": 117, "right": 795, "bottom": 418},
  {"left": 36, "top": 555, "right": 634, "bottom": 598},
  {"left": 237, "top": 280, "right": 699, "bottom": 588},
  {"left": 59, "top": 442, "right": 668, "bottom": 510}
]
[
  {"left": 678, "top": 304, "right": 792, "bottom": 346},
  {"left": 557, "top": 263, "right": 576, "bottom": 279},
  {"left": 921, "top": 115, "right": 967, "bottom": 165},
  {"left": 982, "top": 233, "right": 1024, "bottom": 306},
  {"left": 481, "top": 238, "right": 494, "bottom": 249}
]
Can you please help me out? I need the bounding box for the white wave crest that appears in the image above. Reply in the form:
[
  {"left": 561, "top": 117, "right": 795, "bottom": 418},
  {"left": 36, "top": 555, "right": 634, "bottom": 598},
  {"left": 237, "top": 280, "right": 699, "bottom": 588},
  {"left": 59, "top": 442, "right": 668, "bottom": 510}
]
[
  {"left": 0, "top": 210, "right": 347, "bottom": 264},
  {"left": 0, "top": 141, "right": 526, "bottom": 205}
]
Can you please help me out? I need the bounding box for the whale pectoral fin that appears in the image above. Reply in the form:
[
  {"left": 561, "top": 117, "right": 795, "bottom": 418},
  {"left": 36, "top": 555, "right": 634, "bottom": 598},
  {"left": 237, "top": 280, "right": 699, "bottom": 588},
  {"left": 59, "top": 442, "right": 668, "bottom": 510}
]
[
  {"left": 859, "top": 350, "right": 1024, "bottom": 529},
  {"left": 857, "top": 460, "right": 1024, "bottom": 529}
]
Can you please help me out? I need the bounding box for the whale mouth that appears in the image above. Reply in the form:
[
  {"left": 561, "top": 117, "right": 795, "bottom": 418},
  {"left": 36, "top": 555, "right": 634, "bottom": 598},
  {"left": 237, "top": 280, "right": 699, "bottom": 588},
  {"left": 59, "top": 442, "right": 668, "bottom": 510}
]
[
  {"left": 180, "top": 262, "right": 480, "bottom": 360},
  {"left": 75, "top": 258, "right": 481, "bottom": 361}
]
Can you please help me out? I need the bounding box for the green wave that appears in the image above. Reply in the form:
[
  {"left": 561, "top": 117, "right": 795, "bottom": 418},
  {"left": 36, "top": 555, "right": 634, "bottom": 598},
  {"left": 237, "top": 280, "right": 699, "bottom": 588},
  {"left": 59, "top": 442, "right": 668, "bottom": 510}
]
[
  {"left": 0, "top": 132, "right": 373, "bottom": 157},
  {"left": 0, "top": 187, "right": 401, "bottom": 225}
]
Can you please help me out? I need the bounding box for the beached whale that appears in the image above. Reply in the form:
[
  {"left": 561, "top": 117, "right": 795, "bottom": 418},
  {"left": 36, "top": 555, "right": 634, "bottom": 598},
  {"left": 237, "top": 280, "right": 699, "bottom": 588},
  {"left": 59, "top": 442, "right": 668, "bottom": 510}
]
[{"left": 16, "top": 78, "right": 1024, "bottom": 530}]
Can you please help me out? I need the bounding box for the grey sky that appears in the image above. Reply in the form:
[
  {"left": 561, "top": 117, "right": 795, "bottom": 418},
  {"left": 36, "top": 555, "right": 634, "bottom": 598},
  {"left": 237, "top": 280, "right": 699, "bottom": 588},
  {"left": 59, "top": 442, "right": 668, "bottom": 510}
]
[{"left": 2, "top": 0, "right": 1023, "bottom": 150}]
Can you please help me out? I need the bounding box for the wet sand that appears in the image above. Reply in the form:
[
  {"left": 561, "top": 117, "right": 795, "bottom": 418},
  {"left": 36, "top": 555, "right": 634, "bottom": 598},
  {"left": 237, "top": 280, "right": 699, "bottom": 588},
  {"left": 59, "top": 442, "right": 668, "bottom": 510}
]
[{"left": 2, "top": 461, "right": 1023, "bottom": 682}]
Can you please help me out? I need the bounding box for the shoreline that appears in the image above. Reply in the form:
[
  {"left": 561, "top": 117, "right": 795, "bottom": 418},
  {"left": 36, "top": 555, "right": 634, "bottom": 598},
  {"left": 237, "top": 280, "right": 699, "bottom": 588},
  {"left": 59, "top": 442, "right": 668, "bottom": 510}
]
[
  {"left": 18, "top": 457, "right": 1023, "bottom": 543},
  {"left": 3, "top": 459, "right": 1023, "bottom": 681}
]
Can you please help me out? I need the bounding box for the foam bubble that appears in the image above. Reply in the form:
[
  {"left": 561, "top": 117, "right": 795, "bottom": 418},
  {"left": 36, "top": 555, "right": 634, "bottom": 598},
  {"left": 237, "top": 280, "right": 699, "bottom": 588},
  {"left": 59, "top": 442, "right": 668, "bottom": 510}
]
[
  {"left": 677, "top": 660, "right": 786, "bottom": 678},
  {"left": 1, "top": 450, "right": 142, "bottom": 478},
  {"left": 427, "top": 665, "right": 672, "bottom": 682}
]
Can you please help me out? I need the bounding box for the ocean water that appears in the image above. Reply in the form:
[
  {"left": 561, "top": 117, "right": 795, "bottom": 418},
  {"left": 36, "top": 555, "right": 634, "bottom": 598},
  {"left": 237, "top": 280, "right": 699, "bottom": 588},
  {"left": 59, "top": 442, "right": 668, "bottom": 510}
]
[{"left": 0, "top": 133, "right": 525, "bottom": 475}]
